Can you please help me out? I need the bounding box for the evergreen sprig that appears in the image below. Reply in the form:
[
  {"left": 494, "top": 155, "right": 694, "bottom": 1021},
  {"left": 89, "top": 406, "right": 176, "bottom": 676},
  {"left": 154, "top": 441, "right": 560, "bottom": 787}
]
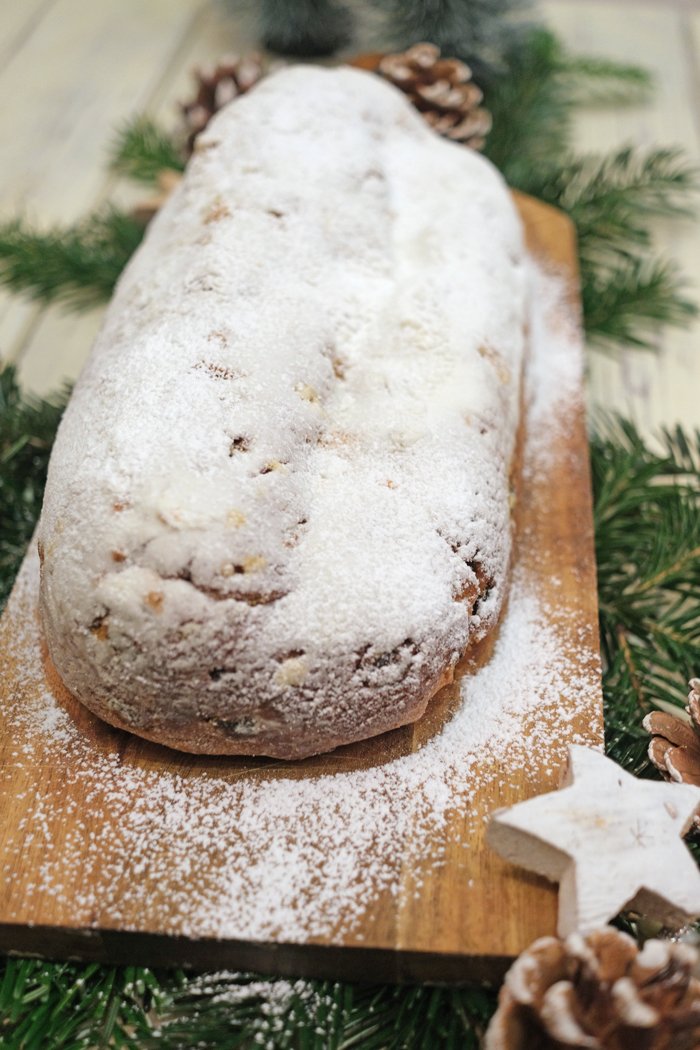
[
  {"left": 0, "top": 367, "right": 66, "bottom": 607},
  {"left": 592, "top": 418, "right": 700, "bottom": 772},
  {"left": 483, "top": 29, "right": 650, "bottom": 191},
  {"left": 581, "top": 255, "right": 697, "bottom": 350},
  {"left": 531, "top": 148, "right": 698, "bottom": 249},
  {"left": 147, "top": 974, "right": 495, "bottom": 1050},
  {"left": 483, "top": 28, "right": 574, "bottom": 189},
  {"left": 0, "top": 958, "right": 166, "bottom": 1050},
  {"left": 0, "top": 209, "right": 144, "bottom": 311},
  {"left": 0, "top": 958, "right": 495, "bottom": 1049},
  {"left": 110, "top": 118, "right": 185, "bottom": 184},
  {"left": 560, "top": 54, "right": 652, "bottom": 106},
  {"left": 510, "top": 145, "right": 700, "bottom": 349}
]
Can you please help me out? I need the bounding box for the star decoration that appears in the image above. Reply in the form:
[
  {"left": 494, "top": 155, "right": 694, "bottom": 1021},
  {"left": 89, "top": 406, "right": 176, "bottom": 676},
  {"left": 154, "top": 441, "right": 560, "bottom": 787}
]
[{"left": 487, "top": 745, "right": 700, "bottom": 936}]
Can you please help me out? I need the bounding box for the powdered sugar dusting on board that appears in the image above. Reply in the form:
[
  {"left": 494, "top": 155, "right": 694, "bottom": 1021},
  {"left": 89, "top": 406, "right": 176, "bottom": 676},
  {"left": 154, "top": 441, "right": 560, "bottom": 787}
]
[
  {"left": 525, "top": 261, "right": 585, "bottom": 473},
  {"left": 0, "top": 260, "right": 601, "bottom": 946}
]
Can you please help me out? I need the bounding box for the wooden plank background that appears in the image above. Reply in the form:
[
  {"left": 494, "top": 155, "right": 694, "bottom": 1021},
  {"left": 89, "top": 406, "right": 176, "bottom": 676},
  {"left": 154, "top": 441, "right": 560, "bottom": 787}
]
[{"left": 0, "top": 0, "right": 699, "bottom": 438}]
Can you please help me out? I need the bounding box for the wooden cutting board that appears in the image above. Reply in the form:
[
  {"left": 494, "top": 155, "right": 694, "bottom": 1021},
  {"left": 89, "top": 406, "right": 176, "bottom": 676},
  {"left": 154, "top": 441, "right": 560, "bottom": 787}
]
[{"left": 0, "top": 193, "right": 603, "bottom": 984}]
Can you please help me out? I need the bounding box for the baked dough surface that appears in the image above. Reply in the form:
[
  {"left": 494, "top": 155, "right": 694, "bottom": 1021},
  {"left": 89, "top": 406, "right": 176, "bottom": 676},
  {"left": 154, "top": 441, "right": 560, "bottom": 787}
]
[{"left": 38, "top": 66, "right": 527, "bottom": 759}]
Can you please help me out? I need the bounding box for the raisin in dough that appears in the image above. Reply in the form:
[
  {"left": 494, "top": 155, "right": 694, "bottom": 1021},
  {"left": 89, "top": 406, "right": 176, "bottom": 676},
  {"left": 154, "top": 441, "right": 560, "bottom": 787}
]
[{"left": 38, "top": 65, "right": 527, "bottom": 759}]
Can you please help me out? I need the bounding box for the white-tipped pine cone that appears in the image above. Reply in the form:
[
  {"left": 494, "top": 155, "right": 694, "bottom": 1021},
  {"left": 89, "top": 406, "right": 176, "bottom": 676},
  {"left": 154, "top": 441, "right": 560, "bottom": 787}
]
[
  {"left": 377, "top": 42, "right": 492, "bottom": 150},
  {"left": 485, "top": 928, "right": 700, "bottom": 1049}
]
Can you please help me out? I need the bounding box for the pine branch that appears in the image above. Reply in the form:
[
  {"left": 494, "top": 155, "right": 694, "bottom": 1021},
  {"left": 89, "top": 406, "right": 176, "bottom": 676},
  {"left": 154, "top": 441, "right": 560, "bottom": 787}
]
[
  {"left": 110, "top": 118, "right": 185, "bottom": 184},
  {"left": 0, "top": 958, "right": 166, "bottom": 1049},
  {"left": 0, "top": 366, "right": 66, "bottom": 609},
  {"left": 0, "top": 209, "right": 144, "bottom": 311},
  {"left": 126, "top": 973, "right": 495, "bottom": 1049},
  {"left": 558, "top": 54, "right": 652, "bottom": 105},
  {"left": 484, "top": 30, "right": 650, "bottom": 191},
  {"left": 592, "top": 418, "right": 700, "bottom": 773},
  {"left": 0, "top": 957, "right": 495, "bottom": 1049},
  {"left": 476, "top": 30, "right": 698, "bottom": 355},
  {"left": 483, "top": 28, "right": 572, "bottom": 190},
  {"left": 581, "top": 254, "right": 697, "bottom": 351},
  {"left": 523, "top": 148, "right": 699, "bottom": 350},
  {"left": 531, "top": 148, "right": 699, "bottom": 251}
]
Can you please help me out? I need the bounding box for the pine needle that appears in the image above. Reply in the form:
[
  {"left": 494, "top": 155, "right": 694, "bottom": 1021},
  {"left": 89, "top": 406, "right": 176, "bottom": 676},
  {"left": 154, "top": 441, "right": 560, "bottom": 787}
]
[
  {"left": 532, "top": 148, "right": 699, "bottom": 250},
  {"left": 592, "top": 418, "right": 700, "bottom": 772},
  {"left": 524, "top": 148, "right": 699, "bottom": 350},
  {"left": 484, "top": 28, "right": 573, "bottom": 191},
  {"left": 0, "top": 209, "right": 144, "bottom": 311},
  {"left": 128, "top": 973, "right": 495, "bottom": 1050},
  {"left": 0, "top": 366, "right": 66, "bottom": 607},
  {"left": 0, "top": 958, "right": 166, "bottom": 1049},
  {"left": 558, "top": 55, "right": 652, "bottom": 105},
  {"left": 110, "top": 118, "right": 186, "bottom": 184},
  {"left": 582, "top": 255, "right": 698, "bottom": 350}
]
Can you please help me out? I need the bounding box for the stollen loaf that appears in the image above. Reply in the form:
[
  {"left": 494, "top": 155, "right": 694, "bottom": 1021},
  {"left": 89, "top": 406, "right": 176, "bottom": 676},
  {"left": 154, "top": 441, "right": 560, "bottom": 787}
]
[{"left": 38, "top": 65, "right": 527, "bottom": 759}]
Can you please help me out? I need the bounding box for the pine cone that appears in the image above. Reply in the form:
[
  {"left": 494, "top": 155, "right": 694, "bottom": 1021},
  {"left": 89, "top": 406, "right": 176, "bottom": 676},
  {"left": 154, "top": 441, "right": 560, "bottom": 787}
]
[
  {"left": 376, "top": 42, "right": 492, "bottom": 150},
  {"left": 181, "top": 54, "right": 266, "bottom": 154},
  {"left": 644, "top": 680, "right": 700, "bottom": 828},
  {"left": 484, "top": 928, "right": 700, "bottom": 1050}
]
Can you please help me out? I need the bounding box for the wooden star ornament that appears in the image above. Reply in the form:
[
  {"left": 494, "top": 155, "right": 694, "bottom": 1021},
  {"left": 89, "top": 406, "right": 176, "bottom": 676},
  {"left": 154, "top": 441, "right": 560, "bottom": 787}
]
[{"left": 487, "top": 745, "right": 700, "bottom": 937}]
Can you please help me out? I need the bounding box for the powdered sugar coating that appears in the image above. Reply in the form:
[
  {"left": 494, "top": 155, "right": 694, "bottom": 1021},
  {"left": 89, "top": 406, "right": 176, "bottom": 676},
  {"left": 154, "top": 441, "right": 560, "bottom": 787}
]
[
  {"left": 0, "top": 261, "right": 602, "bottom": 954},
  {"left": 37, "top": 66, "right": 526, "bottom": 758}
]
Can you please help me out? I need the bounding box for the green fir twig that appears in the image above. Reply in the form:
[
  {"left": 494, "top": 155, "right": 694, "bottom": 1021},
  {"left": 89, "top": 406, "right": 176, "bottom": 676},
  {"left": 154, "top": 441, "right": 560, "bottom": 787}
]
[
  {"left": 0, "top": 958, "right": 167, "bottom": 1050},
  {"left": 0, "top": 367, "right": 66, "bottom": 607},
  {"left": 559, "top": 54, "right": 652, "bottom": 105},
  {"left": 484, "top": 28, "right": 573, "bottom": 189},
  {"left": 523, "top": 147, "right": 699, "bottom": 349},
  {"left": 146, "top": 975, "right": 495, "bottom": 1050},
  {"left": 483, "top": 29, "right": 651, "bottom": 191},
  {"left": 110, "top": 118, "right": 185, "bottom": 184},
  {"left": 0, "top": 209, "right": 144, "bottom": 311},
  {"left": 592, "top": 419, "right": 700, "bottom": 772},
  {"left": 0, "top": 958, "right": 495, "bottom": 1050},
  {"left": 532, "top": 147, "right": 699, "bottom": 249},
  {"left": 582, "top": 255, "right": 697, "bottom": 351}
]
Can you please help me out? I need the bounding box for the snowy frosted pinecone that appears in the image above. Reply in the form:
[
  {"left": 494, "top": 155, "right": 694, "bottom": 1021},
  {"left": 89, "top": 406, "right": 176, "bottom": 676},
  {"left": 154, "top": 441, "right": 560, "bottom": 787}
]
[
  {"left": 484, "top": 928, "right": 700, "bottom": 1050},
  {"left": 181, "top": 53, "right": 266, "bottom": 154},
  {"left": 644, "top": 679, "right": 700, "bottom": 832},
  {"left": 376, "top": 42, "right": 492, "bottom": 150}
]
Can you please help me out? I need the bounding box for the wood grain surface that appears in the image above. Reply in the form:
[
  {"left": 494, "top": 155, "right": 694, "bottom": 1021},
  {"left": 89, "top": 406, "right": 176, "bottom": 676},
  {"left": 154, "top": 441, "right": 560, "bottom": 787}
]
[
  {"left": 0, "top": 194, "right": 603, "bottom": 984},
  {"left": 3, "top": 0, "right": 700, "bottom": 441}
]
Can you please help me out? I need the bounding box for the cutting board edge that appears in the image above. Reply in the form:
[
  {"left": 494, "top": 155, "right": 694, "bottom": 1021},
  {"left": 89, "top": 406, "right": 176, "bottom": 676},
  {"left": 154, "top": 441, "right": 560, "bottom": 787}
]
[{"left": 0, "top": 920, "right": 519, "bottom": 986}]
